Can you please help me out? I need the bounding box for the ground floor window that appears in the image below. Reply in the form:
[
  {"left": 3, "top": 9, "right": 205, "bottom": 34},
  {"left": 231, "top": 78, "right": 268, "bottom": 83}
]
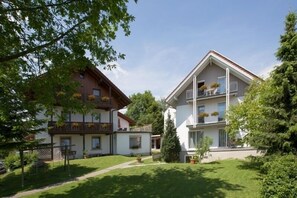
[
  {"left": 60, "top": 137, "right": 71, "bottom": 150},
  {"left": 219, "top": 129, "right": 230, "bottom": 147},
  {"left": 92, "top": 136, "right": 101, "bottom": 149},
  {"left": 189, "top": 131, "right": 204, "bottom": 148},
  {"left": 129, "top": 135, "right": 141, "bottom": 149}
]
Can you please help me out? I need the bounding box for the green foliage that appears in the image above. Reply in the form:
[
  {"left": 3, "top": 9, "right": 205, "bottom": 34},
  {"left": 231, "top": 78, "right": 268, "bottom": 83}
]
[
  {"left": 0, "top": 0, "right": 135, "bottom": 149},
  {"left": 126, "top": 91, "right": 164, "bottom": 134},
  {"left": 261, "top": 154, "right": 297, "bottom": 198},
  {"left": 24, "top": 152, "right": 38, "bottom": 165},
  {"left": 227, "top": 12, "right": 297, "bottom": 154},
  {"left": 4, "top": 153, "right": 21, "bottom": 170},
  {"left": 161, "top": 114, "right": 181, "bottom": 162},
  {"left": 195, "top": 137, "right": 213, "bottom": 162}
]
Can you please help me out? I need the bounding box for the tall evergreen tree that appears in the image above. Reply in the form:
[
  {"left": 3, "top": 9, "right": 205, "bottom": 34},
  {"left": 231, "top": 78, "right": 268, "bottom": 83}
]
[
  {"left": 161, "top": 113, "right": 181, "bottom": 162},
  {"left": 227, "top": 12, "right": 297, "bottom": 154}
]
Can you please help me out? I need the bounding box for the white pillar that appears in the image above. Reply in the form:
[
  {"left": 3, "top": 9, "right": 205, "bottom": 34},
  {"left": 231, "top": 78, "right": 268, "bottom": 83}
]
[
  {"left": 226, "top": 68, "right": 230, "bottom": 124},
  {"left": 193, "top": 75, "right": 197, "bottom": 127}
]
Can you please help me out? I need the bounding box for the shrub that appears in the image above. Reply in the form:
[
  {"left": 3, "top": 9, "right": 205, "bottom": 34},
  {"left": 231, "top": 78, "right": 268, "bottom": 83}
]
[
  {"left": 24, "top": 152, "right": 38, "bottom": 165},
  {"left": 4, "top": 153, "right": 20, "bottom": 170},
  {"left": 261, "top": 154, "right": 297, "bottom": 198},
  {"left": 195, "top": 136, "right": 213, "bottom": 162}
]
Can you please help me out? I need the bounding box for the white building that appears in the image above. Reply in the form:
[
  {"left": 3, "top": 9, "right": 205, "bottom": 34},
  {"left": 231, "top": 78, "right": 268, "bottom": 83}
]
[{"left": 166, "top": 50, "right": 260, "bottom": 162}]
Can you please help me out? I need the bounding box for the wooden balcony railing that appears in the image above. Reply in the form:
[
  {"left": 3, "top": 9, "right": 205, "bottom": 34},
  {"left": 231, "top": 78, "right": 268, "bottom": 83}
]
[{"left": 48, "top": 121, "right": 112, "bottom": 134}]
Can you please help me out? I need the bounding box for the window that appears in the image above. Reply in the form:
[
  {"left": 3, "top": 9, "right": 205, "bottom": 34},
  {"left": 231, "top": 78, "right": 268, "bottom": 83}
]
[
  {"left": 217, "top": 76, "right": 226, "bottom": 94},
  {"left": 60, "top": 137, "right": 71, "bottom": 150},
  {"left": 189, "top": 131, "right": 204, "bottom": 148},
  {"left": 79, "top": 72, "right": 85, "bottom": 79},
  {"left": 197, "top": 105, "right": 205, "bottom": 123},
  {"left": 61, "top": 111, "right": 71, "bottom": 122},
  {"left": 219, "top": 129, "right": 229, "bottom": 147},
  {"left": 93, "top": 89, "right": 101, "bottom": 97},
  {"left": 129, "top": 135, "right": 141, "bottom": 149},
  {"left": 197, "top": 81, "right": 205, "bottom": 96},
  {"left": 92, "top": 137, "right": 101, "bottom": 149},
  {"left": 92, "top": 113, "right": 101, "bottom": 123},
  {"left": 218, "top": 102, "right": 226, "bottom": 121}
]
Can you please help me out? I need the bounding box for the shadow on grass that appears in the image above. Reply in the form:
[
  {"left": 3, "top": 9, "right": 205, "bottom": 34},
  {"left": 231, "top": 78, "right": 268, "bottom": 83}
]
[
  {"left": 0, "top": 163, "right": 97, "bottom": 197},
  {"left": 236, "top": 156, "right": 263, "bottom": 171},
  {"left": 38, "top": 166, "right": 243, "bottom": 198}
]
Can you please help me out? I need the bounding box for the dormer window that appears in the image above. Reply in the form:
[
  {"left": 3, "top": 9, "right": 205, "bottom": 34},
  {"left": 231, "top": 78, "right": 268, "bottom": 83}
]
[{"left": 79, "top": 72, "right": 85, "bottom": 79}]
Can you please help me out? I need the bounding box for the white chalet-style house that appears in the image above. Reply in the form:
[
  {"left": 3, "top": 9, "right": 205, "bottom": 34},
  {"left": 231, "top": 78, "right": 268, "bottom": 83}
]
[
  {"left": 166, "top": 50, "right": 260, "bottom": 162},
  {"left": 36, "top": 67, "right": 151, "bottom": 159}
]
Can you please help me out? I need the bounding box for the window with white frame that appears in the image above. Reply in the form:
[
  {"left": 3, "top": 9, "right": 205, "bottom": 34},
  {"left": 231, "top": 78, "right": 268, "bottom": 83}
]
[
  {"left": 129, "top": 135, "right": 141, "bottom": 149},
  {"left": 92, "top": 137, "right": 101, "bottom": 149},
  {"left": 218, "top": 102, "right": 226, "bottom": 121},
  {"left": 217, "top": 76, "right": 226, "bottom": 94},
  {"left": 189, "top": 131, "right": 204, "bottom": 148},
  {"left": 92, "top": 113, "right": 101, "bottom": 123}
]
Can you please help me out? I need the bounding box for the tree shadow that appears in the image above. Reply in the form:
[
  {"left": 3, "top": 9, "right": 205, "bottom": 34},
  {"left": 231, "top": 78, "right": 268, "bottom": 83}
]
[
  {"left": 0, "top": 163, "right": 97, "bottom": 197},
  {"left": 38, "top": 166, "right": 243, "bottom": 198}
]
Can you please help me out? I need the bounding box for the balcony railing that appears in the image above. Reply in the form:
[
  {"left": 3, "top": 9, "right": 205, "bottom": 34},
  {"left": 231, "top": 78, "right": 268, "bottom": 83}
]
[
  {"left": 186, "top": 81, "right": 238, "bottom": 100},
  {"left": 48, "top": 121, "right": 112, "bottom": 134}
]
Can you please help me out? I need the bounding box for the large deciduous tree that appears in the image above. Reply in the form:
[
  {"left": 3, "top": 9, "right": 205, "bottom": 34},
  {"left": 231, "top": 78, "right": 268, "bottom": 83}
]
[
  {"left": 161, "top": 113, "right": 181, "bottom": 162},
  {"left": 227, "top": 12, "right": 297, "bottom": 154},
  {"left": 0, "top": 0, "right": 135, "bottom": 149},
  {"left": 126, "top": 91, "right": 164, "bottom": 135}
]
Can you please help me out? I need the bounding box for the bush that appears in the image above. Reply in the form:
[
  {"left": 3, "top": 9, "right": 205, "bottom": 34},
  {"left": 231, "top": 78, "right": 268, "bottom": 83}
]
[
  {"left": 195, "top": 136, "right": 213, "bottom": 162},
  {"left": 4, "top": 153, "right": 20, "bottom": 170},
  {"left": 24, "top": 151, "right": 38, "bottom": 165},
  {"left": 261, "top": 154, "right": 297, "bottom": 198}
]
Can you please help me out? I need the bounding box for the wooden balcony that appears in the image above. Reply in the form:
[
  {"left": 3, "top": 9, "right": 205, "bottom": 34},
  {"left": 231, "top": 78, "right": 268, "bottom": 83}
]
[{"left": 48, "top": 121, "right": 112, "bottom": 134}]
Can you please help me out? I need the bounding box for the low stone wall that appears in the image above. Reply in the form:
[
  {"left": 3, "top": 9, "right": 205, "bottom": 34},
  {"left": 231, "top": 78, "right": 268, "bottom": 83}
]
[{"left": 180, "top": 148, "right": 265, "bottom": 163}]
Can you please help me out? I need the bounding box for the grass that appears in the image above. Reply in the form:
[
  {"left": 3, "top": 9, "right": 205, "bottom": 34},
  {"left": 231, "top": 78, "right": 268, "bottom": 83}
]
[
  {"left": 0, "top": 155, "right": 134, "bottom": 197},
  {"left": 28, "top": 159, "right": 262, "bottom": 198}
]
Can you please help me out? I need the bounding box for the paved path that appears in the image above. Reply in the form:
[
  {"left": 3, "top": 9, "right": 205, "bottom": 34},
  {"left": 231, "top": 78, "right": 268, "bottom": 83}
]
[{"left": 13, "top": 156, "right": 157, "bottom": 198}]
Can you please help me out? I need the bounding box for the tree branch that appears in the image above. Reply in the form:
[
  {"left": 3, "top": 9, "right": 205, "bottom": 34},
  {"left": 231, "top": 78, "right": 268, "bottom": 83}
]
[
  {"left": 0, "top": 18, "right": 88, "bottom": 63},
  {"left": 3, "top": 0, "right": 78, "bottom": 12}
]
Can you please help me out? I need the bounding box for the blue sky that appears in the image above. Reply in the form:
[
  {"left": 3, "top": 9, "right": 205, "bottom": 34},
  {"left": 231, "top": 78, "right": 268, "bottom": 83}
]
[{"left": 101, "top": 0, "right": 297, "bottom": 99}]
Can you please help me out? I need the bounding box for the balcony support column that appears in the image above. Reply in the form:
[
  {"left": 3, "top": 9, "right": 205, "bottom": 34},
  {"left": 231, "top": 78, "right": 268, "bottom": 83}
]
[
  {"left": 82, "top": 134, "right": 85, "bottom": 152},
  {"left": 193, "top": 75, "right": 197, "bottom": 127},
  {"left": 226, "top": 68, "right": 230, "bottom": 124}
]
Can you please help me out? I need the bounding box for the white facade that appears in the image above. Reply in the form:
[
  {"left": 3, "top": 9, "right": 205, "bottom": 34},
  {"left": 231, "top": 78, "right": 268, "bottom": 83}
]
[
  {"left": 166, "top": 51, "right": 260, "bottom": 162},
  {"left": 118, "top": 116, "right": 130, "bottom": 131}
]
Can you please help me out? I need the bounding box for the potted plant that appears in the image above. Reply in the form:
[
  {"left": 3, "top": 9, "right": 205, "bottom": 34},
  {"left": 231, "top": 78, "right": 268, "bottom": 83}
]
[
  {"left": 199, "top": 85, "right": 207, "bottom": 91},
  {"left": 136, "top": 154, "right": 142, "bottom": 163},
  {"left": 211, "top": 111, "right": 219, "bottom": 116},
  {"left": 198, "top": 112, "right": 209, "bottom": 118},
  {"left": 101, "top": 123, "right": 109, "bottom": 129},
  {"left": 73, "top": 93, "right": 82, "bottom": 99},
  {"left": 210, "top": 82, "right": 220, "bottom": 89},
  {"left": 56, "top": 91, "right": 65, "bottom": 97},
  {"left": 87, "top": 123, "right": 95, "bottom": 128},
  {"left": 190, "top": 155, "right": 197, "bottom": 164},
  {"left": 88, "top": 95, "right": 96, "bottom": 101},
  {"left": 101, "top": 96, "right": 110, "bottom": 102},
  {"left": 72, "top": 122, "right": 79, "bottom": 127}
]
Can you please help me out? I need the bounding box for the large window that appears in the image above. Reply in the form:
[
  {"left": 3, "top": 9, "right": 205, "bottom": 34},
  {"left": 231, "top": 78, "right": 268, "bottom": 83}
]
[
  {"left": 92, "top": 137, "right": 101, "bottom": 149},
  {"left": 219, "top": 129, "right": 229, "bottom": 147},
  {"left": 129, "top": 135, "right": 141, "bottom": 149},
  {"left": 189, "top": 131, "right": 204, "bottom": 148},
  {"left": 218, "top": 102, "right": 226, "bottom": 121},
  {"left": 60, "top": 137, "right": 71, "bottom": 150},
  {"left": 217, "top": 76, "right": 226, "bottom": 94},
  {"left": 92, "top": 113, "right": 101, "bottom": 123},
  {"left": 61, "top": 111, "right": 71, "bottom": 122}
]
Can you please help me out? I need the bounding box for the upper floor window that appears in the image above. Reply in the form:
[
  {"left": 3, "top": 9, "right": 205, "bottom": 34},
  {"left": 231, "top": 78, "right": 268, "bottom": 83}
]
[
  {"left": 61, "top": 111, "right": 71, "bottom": 122},
  {"left": 79, "top": 72, "right": 85, "bottom": 79},
  {"left": 197, "top": 105, "right": 205, "bottom": 123},
  {"left": 92, "top": 113, "right": 101, "bottom": 123},
  {"left": 218, "top": 102, "right": 226, "bottom": 121},
  {"left": 217, "top": 76, "right": 226, "bottom": 94}
]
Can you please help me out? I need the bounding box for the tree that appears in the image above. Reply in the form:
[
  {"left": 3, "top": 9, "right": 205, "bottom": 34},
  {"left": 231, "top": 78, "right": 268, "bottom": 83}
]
[
  {"left": 126, "top": 91, "right": 164, "bottom": 134},
  {"left": 161, "top": 113, "right": 181, "bottom": 162},
  {"left": 0, "top": 0, "right": 135, "bottom": 149},
  {"left": 227, "top": 12, "right": 297, "bottom": 154}
]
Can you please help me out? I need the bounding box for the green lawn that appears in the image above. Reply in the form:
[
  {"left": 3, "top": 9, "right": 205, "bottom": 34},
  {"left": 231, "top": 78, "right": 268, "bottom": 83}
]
[
  {"left": 28, "top": 159, "right": 262, "bottom": 198},
  {"left": 0, "top": 155, "right": 134, "bottom": 197}
]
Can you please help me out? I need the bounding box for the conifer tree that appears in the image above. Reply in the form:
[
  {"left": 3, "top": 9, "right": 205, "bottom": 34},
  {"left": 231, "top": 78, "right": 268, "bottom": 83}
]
[{"left": 161, "top": 113, "right": 181, "bottom": 162}]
